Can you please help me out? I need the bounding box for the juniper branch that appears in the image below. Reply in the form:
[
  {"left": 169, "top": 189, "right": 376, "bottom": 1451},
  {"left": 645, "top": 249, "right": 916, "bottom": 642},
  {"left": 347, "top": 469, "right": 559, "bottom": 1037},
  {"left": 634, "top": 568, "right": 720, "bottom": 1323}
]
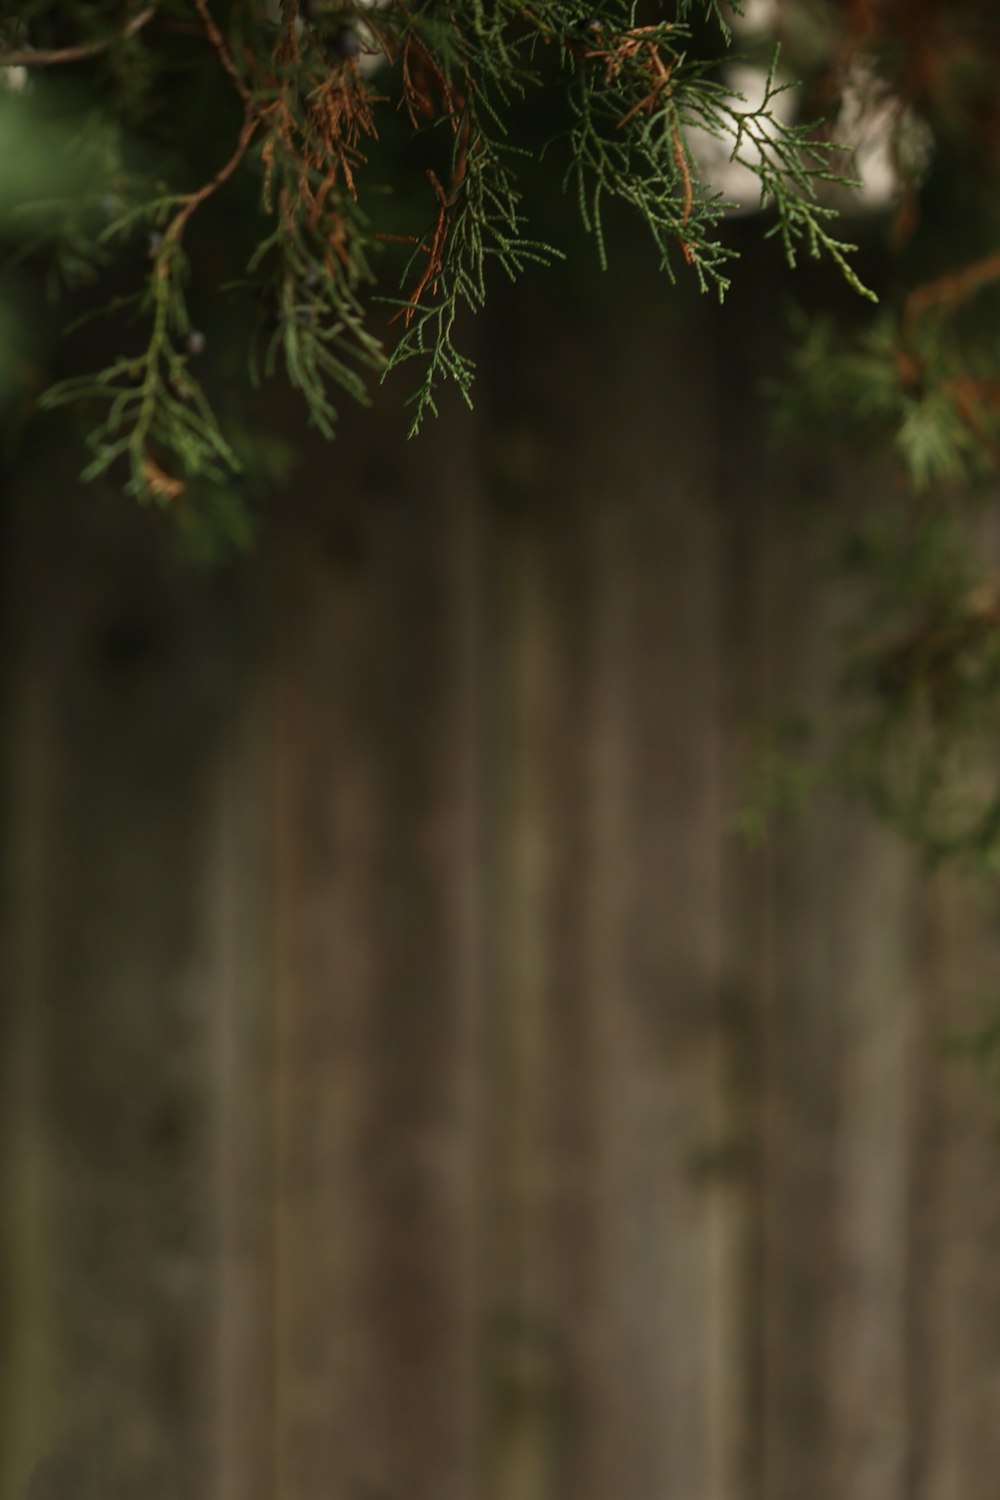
[{"left": 3, "top": 0, "right": 875, "bottom": 515}]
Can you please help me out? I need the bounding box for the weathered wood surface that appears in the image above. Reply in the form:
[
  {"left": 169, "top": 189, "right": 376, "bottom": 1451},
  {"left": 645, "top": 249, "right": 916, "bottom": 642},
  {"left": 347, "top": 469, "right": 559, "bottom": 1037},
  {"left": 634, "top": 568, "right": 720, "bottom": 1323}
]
[{"left": 2, "top": 271, "right": 999, "bottom": 1500}]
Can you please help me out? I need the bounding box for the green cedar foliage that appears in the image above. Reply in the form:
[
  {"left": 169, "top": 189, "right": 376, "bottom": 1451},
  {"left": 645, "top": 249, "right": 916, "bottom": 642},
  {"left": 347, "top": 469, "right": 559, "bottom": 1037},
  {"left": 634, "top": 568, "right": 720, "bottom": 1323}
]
[
  {"left": 755, "top": 1, "right": 1000, "bottom": 880},
  {"left": 0, "top": 0, "right": 872, "bottom": 513},
  {"left": 14, "top": 1, "right": 1000, "bottom": 896}
]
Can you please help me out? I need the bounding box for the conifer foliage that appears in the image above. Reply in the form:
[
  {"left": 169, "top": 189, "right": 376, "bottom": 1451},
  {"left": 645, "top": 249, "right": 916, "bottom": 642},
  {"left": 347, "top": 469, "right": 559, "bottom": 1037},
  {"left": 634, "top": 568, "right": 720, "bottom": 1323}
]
[
  {"left": 764, "top": 0, "right": 1000, "bottom": 874},
  {"left": 6, "top": 4, "right": 1000, "bottom": 896},
  {"left": 0, "top": 0, "right": 871, "bottom": 510}
]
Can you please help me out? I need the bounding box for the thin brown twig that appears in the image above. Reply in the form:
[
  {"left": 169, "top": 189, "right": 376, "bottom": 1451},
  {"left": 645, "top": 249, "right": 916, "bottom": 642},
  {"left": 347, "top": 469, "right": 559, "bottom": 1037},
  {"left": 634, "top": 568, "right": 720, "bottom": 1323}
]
[
  {"left": 163, "top": 104, "right": 260, "bottom": 253},
  {"left": 0, "top": 5, "right": 158, "bottom": 67},
  {"left": 943, "top": 374, "right": 1000, "bottom": 466},
  {"left": 899, "top": 250, "right": 1000, "bottom": 450},
  {"left": 390, "top": 170, "right": 450, "bottom": 325},
  {"left": 671, "top": 119, "right": 694, "bottom": 263},
  {"left": 390, "top": 83, "right": 474, "bottom": 324},
  {"left": 133, "top": 98, "right": 260, "bottom": 500},
  {"left": 398, "top": 28, "right": 456, "bottom": 128},
  {"left": 904, "top": 251, "right": 1000, "bottom": 333},
  {"left": 671, "top": 125, "right": 692, "bottom": 221},
  {"left": 617, "top": 44, "right": 673, "bottom": 128},
  {"left": 191, "top": 0, "right": 251, "bottom": 102},
  {"left": 585, "top": 27, "right": 694, "bottom": 265}
]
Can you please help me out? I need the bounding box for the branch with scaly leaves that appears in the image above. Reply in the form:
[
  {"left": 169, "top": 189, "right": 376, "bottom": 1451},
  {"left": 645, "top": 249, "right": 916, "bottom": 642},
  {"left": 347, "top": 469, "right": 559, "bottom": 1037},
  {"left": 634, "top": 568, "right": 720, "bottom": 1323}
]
[
  {"left": 40, "top": 107, "right": 259, "bottom": 500},
  {"left": 381, "top": 95, "right": 563, "bottom": 435},
  {"left": 2, "top": 0, "right": 874, "bottom": 511},
  {"left": 35, "top": 0, "right": 262, "bottom": 499}
]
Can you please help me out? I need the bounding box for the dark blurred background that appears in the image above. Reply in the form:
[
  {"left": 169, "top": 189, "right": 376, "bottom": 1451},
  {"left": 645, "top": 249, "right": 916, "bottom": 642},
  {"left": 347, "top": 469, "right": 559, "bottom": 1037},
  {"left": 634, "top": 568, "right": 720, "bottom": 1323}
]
[{"left": 3, "top": 234, "right": 1000, "bottom": 1500}]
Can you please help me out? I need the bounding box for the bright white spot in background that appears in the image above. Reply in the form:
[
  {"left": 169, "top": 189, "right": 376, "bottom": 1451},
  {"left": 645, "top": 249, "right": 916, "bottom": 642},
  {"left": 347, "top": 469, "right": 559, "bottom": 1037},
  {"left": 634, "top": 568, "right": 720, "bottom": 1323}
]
[
  {"left": 266, "top": 0, "right": 389, "bottom": 74},
  {"left": 356, "top": 0, "right": 391, "bottom": 75},
  {"left": 730, "top": 0, "right": 781, "bottom": 36},
  {"left": 1, "top": 65, "right": 28, "bottom": 92},
  {"left": 835, "top": 62, "right": 932, "bottom": 210},
  {"left": 686, "top": 62, "right": 797, "bottom": 215},
  {"left": 688, "top": 51, "right": 932, "bottom": 217},
  {"left": 838, "top": 68, "right": 899, "bottom": 208}
]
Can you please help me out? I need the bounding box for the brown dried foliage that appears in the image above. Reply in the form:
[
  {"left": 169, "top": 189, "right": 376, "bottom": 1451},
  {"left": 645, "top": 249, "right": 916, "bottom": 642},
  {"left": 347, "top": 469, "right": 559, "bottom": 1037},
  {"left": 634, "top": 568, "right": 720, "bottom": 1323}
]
[{"left": 583, "top": 24, "right": 692, "bottom": 261}]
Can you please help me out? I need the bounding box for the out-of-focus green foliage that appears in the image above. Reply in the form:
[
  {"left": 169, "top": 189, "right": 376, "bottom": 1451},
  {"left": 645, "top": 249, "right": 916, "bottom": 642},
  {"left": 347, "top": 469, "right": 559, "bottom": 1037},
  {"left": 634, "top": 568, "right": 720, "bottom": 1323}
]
[
  {"left": 0, "top": 86, "right": 96, "bottom": 221},
  {"left": 780, "top": 295, "right": 1000, "bottom": 492},
  {"left": 731, "top": 714, "right": 825, "bottom": 848},
  {"left": 735, "top": 0, "right": 1000, "bottom": 882},
  {"left": 0, "top": 85, "right": 99, "bottom": 404}
]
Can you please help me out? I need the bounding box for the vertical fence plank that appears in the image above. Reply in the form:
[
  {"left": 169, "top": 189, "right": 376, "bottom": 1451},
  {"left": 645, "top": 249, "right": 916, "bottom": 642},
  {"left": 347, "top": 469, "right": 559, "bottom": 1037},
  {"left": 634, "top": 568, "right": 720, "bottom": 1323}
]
[
  {"left": 482, "top": 411, "right": 614, "bottom": 1500},
  {"left": 716, "top": 277, "right": 920, "bottom": 1500},
  {"left": 593, "top": 299, "right": 726, "bottom": 1500},
  {"left": 906, "top": 869, "right": 1000, "bottom": 1500},
  {"left": 0, "top": 477, "right": 257, "bottom": 1500},
  {"left": 269, "top": 499, "right": 382, "bottom": 1500},
  {"left": 481, "top": 504, "right": 561, "bottom": 1500},
  {"left": 0, "top": 497, "right": 60, "bottom": 1500},
  {"left": 826, "top": 804, "right": 915, "bottom": 1500},
  {"left": 5, "top": 268, "right": 1000, "bottom": 1500},
  {"left": 207, "top": 622, "right": 276, "bottom": 1500},
  {"left": 480, "top": 281, "right": 729, "bottom": 1500},
  {"left": 269, "top": 384, "right": 483, "bottom": 1500},
  {"left": 352, "top": 395, "right": 484, "bottom": 1500}
]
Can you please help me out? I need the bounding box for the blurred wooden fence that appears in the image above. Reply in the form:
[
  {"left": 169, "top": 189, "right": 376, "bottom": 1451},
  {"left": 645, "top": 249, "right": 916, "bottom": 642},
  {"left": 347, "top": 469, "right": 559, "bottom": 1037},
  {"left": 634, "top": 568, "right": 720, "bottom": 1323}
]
[{"left": 2, "top": 268, "right": 1000, "bottom": 1500}]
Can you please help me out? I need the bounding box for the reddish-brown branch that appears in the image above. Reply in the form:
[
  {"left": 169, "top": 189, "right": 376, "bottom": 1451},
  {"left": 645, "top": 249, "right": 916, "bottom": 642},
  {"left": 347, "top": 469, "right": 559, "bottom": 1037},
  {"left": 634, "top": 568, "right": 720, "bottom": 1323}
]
[
  {"left": 905, "top": 251, "right": 1000, "bottom": 332},
  {"left": 192, "top": 0, "right": 250, "bottom": 102},
  {"left": 617, "top": 44, "right": 674, "bottom": 127},
  {"left": 943, "top": 374, "right": 1000, "bottom": 465},
  {"left": 141, "top": 455, "right": 185, "bottom": 502},
  {"left": 671, "top": 119, "right": 694, "bottom": 263},
  {"left": 163, "top": 105, "right": 260, "bottom": 254},
  {"left": 398, "top": 29, "right": 456, "bottom": 128},
  {"left": 583, "top": 27, "right": 694, "bottom": 265},
  {"left": 842, "top": 0, "right": 888, "bottom": 50},
  {"left": 896, "top": 251, "right": 1000, "bottom": 454},
  {"left": 586, "top": 23, "right": 674, "bottom": 91},
  {"left": 872, "top": 575, "right": 1000, "bottom": 703},
  {"left": 390, "top": 171, "right": 450, "bottom": 326}
]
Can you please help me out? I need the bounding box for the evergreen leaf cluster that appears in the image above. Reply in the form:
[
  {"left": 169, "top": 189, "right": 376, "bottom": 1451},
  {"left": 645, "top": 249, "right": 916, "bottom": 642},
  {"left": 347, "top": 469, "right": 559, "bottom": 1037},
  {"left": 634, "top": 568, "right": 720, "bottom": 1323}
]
[
  {"left": 0, "top": 0, "right": 871, "bottom": 506},
  {"left": 753, "top": 0, "right": 1000, "bottom": 880}
]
